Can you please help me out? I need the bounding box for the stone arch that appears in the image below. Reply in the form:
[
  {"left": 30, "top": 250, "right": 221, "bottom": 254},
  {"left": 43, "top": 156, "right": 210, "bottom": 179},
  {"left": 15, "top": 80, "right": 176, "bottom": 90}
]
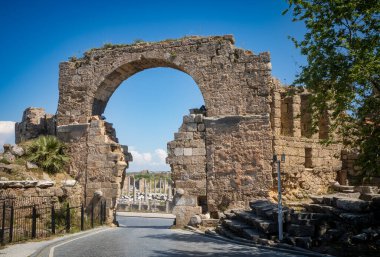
[
  {"left": 56, "top": 35, "right": 274, "bottom": 217},
  {"left": 91, "top": 58, "right": 208, "bottom": 116}
]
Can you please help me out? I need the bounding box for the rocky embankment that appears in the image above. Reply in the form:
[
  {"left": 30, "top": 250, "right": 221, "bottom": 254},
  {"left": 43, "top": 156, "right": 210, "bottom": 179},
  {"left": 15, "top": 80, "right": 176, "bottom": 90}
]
[{"left": 213, "top": 186, "right": 380, "bottom": 257}]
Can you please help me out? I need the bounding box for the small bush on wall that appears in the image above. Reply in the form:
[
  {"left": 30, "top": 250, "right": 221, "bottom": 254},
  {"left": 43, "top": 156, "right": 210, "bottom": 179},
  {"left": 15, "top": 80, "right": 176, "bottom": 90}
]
[{"left": 27, "top": 136, "right": 69, "bottom": 173}]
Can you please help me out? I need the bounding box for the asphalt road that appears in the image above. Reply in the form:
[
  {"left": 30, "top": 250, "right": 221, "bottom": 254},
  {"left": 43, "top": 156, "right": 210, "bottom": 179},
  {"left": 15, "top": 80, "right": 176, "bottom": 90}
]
[{"left": 34, "top": 215, "right": 307, "bottom": 257}]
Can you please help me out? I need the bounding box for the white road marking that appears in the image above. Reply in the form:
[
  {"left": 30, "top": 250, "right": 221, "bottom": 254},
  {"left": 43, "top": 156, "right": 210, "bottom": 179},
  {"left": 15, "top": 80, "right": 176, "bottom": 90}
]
[{"left": 48, "top": 228, "right": 113, "bottom": 257}]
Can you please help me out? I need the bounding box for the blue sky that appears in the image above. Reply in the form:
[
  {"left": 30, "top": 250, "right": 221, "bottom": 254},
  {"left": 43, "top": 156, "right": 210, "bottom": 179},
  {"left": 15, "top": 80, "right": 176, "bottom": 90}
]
[{"left": 0, "top": 0, "right": 305, "bottom": 171}]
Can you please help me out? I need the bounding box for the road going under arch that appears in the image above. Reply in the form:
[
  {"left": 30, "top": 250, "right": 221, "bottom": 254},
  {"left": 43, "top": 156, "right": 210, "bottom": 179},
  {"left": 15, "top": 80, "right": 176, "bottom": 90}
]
[{"left": 32, "top": 215, "right": 307, "bottom": 257}]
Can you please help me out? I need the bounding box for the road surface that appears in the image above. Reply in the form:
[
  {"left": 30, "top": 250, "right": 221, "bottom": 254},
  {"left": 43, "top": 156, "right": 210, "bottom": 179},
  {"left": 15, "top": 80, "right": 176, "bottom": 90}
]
[{"left": 32, "top": 215, "right": 307, "bottom": 257}]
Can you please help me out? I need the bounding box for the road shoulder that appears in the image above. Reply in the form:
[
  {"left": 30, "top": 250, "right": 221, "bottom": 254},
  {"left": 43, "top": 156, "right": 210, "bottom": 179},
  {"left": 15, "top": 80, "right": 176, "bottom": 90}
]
[{"left": 0, "top": 226, "right": 111, "bottom": 257}]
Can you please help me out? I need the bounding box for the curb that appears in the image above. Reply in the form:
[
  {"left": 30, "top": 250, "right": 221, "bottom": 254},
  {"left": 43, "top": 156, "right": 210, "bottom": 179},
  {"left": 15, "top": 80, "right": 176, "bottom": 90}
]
[{"left": 184, "top": 226, "right": 332, "bottom": 257}]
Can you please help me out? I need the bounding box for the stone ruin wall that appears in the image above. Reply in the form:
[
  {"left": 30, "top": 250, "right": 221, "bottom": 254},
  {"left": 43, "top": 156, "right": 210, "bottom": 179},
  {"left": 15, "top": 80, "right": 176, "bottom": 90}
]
[
  {"left": 167, "top": 109, "right": 207, "bottom": 213},
  {"left": 15, "top": 108, "right": 132, "bottom": 216},
  {"left": 15, "top": 107, "right": 56, "bottom": 144},
  {"left": 55, "top": 35, "right": 274, "bottom": 215},
  {"left": 166, "top": 109, "right": 207, "bottom": 226},
  {"left": 270, "top": 80, "right": 343, "bottom": 200},
  {"left": 57, "top": 117, "right": 132, "bottom": 214}
]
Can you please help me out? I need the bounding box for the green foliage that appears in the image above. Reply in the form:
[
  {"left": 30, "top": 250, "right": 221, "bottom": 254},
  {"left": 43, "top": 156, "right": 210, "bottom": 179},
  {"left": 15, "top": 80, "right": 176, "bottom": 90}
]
[
  {"left": 0, "top": 158, "right": 10, "bottom": 165},
  {"left": 285, "top": 0, "right": 380, "bottom": 177},
  {"left": 102, "top": 43, "right": 113, "bottom": 48},
  {"left": 26, "top": 136, "right": 69, "bottom": 173},
  {"left": 133, "top": 39, "right": 145, "bottom": 44},
  {"left": 14, "top": 158, "right": 26, "bottom": 166}
]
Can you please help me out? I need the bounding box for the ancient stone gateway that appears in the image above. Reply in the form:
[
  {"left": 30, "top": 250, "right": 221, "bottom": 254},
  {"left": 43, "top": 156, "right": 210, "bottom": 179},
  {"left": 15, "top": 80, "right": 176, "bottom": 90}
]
[
  {"left": 14, "top": 35, "right": 344, "bottom": 225},
  {"left": 56, "top": 35, "right": 274, "bottom": 219}
]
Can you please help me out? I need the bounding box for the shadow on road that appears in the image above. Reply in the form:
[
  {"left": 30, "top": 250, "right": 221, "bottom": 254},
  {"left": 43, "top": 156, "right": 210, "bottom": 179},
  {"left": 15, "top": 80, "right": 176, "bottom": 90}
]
[{"left": 143, "top": 231, "right": 299, "bottom": 257}]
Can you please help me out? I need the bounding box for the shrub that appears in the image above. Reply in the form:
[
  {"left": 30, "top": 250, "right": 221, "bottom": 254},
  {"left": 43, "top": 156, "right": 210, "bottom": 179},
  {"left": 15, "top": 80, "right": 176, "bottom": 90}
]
[{"left": 27, "top": 136, "right": 69, "bottom": 173}]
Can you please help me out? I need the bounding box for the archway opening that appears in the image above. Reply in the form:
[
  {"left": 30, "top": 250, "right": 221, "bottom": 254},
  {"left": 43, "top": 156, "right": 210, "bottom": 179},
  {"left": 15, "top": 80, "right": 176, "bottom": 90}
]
[
  {"left": 103, "top": 67, "right": 205, "bottom": 172},
  {"left": 98, "top": 66, "right": 206, "bottom": 212}
]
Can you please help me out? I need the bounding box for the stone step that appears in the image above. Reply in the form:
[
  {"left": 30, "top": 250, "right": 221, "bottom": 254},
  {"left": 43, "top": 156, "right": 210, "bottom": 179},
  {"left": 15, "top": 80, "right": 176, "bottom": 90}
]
[
  {"left": 201, "top": 218, "right": 219, "bottom": 227},
  {"left": 222, "top": 219, "right": 267, "bottom": 240},
  {"left": 339, "top": 212, "right": 374, "bottom": 228},
  {"left": 290, "top": 212, "right": 330, "bottom": 226},
  {"left": 335, "top": 198, "right": 371, "bottom": 212},
  {"left": 233, "top": 210, "right": 276, "bottom": 234},
  {"left": 249, "top": 200, "right": 278, "bottom": 219},
  {"left": 286, "top": 224, "right": 315, "bottom": 237},
  {"left": 215, "top": 225, "right": 238, "bottom": 240},
  {"left": 359, "top": 193, "right": 380, "bottom": 202},
  {"left": 283, "top": 236, "right": 313, "bottom": 249},
  {"left": 302, "top": 203, "right": 344, "bottom": 216},
  {"left": 216, "top": 225, "right": 272, "bottom": 245},
  {"left": 224, "top": 212, "right": 236, "bottom": 219}
]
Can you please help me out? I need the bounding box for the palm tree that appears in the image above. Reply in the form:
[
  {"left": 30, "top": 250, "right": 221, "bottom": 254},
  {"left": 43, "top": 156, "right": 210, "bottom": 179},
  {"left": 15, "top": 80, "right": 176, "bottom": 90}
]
[{"left": 27, "top": 136, "right": 69, "bottom": 173}]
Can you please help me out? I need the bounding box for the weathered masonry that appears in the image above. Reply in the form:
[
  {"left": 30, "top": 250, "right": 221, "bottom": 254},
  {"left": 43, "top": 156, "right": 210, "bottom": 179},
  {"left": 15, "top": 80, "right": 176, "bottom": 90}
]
[
  {"left": 15, "top": 35, "right": 344, "bottom": 220},
  {"left": 55, "top": 35, "right": 274, "bottom": 216}
]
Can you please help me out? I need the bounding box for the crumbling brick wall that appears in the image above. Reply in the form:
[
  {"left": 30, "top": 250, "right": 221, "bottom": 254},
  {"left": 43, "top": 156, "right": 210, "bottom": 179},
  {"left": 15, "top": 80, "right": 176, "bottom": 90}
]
[
  {"left": 167, "top": 109, "right": 207, "bottom": 208},
  {"left": 15, "top": 107, "right": 55, "bottom": 143},
  {"left": 271, "top": 81, "right": 343, "bottom": 199}
]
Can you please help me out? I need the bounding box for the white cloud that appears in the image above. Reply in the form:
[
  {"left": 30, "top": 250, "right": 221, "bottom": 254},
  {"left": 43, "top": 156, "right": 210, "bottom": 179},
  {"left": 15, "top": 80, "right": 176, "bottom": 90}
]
[
  {"left": 130, "top": 150, "right": 152, "bottom": 164},
  {"left": 0, "top": 121, "right": 15, "bottom": 152},
  {"left": 128, "top": 148, "right": 169, "bottom": 172},
  {"left": 155, "top": 148, "right": 168, "bottom": 164}
]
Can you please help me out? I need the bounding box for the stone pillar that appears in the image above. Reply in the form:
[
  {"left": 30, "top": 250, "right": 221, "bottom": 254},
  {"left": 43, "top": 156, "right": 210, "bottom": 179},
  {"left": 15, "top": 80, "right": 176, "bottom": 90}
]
[
  {"left": 292, "top": 95, "right": 301, "bottom": 138},
  {"left": 133, "top": 177, "right": 136, "bottom": 203},
  {"left": 154, "top": 176, "right": 156, "bottom": 194},
  {"left": 159, "top": 178, "right": 162, "bottom": 194},
  {"left": 126, "top": 176, "right": 130, "bottom": 197},
  {"left": 168, "top": 182, "right": 172, "bottom": 199},
  {"left": 163, "top": 179, "right": 167, "bottom": 196},
  {"left": 144, "top": 179, "right": 148, "bottom": 203}
]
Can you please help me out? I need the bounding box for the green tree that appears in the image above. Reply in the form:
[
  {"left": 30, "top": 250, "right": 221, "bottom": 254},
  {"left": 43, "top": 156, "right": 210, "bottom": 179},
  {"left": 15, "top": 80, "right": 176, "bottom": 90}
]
[
  {"left": 285, "top": 0, "right": 380, "bottom": 177},
  {"left": 27, "top": 136, "right": 69, "bottom": 173}
]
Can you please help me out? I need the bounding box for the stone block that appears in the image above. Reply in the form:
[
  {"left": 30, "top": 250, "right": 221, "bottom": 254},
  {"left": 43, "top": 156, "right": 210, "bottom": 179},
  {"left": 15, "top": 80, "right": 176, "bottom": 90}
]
[
  {"left": 176, "top": 180, "right": 198, "bottom": 189},
  {"left": 172, "top": 205, "right": 202, "bottom": 228},
  {"left": 174, "top": 148, "right": 184, "bottom": 156},
  {"left": 354, "top": 186, "right": 378, "bottom": 194},
  {"left": 174, "top": 132, "right": 193, "bottom": 140},
  {"left": 174, "top": 195, "right": 197, "bottom": 206},
  {"left": 287, "top": 224, "right": 315, "bottom": 237},
  {"left": 184, "top": 123, "right": 197, "bottom": 132},
  {"left": 336, "top": 198, "right": 370, "bottom": 212},
  {"left": 194, "top": 114, "right": 203, "bottom": 123},
  {"left": 183, "top": 148, "right": 192, "bottom": 156},
  {"left": 183, "top": 115, "right": 195, "bottom": 123},
  {"left": 197, "top": 124, "right": 205, "bottom": 132},
  {"left": 192, "top": 148, "right": 206, "bottom": 156}
]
